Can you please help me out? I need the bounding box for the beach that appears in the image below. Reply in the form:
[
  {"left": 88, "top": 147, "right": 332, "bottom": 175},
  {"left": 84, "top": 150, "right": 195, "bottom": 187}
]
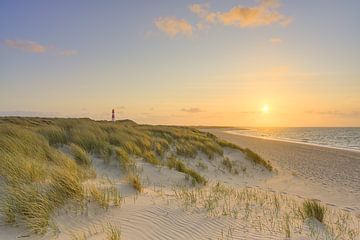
[
  {"left": 1, "top": 119, "right": 360, "bottom": 239},
  {"left": 205, "top": 128, "right": 360, "bottom": 213}
]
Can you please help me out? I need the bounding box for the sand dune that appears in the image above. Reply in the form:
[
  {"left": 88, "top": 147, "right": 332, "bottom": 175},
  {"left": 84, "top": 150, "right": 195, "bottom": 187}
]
[{"left": 1, "top": 127, "right": 360, "bottom": 239}]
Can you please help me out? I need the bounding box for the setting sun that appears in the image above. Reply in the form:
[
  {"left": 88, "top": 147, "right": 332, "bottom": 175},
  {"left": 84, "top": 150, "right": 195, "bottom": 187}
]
[
  {"left": 262, "top": 104, "right": 270, "bottom": 113},
  {"left": 1, "top": 1, "right": 360, "bottom": 239}
]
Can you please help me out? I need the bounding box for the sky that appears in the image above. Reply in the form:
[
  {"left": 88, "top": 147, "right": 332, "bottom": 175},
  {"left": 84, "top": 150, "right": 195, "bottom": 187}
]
[{"left": 0, "top": 0, "right": 359, "bottom": 127}]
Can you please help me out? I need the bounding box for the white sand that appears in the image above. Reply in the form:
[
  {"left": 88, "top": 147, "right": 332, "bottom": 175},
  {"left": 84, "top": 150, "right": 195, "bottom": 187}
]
[
  {"left": 205, "top": 128, "right": 360, "bottom": 213},
  {"left": 1, "top": 129, "right": 360, "bottom": 239}
]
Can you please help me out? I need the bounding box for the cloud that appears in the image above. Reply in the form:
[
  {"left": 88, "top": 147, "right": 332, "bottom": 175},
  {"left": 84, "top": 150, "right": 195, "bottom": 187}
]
[
  {"left": 189, "top": 4, "right": 216, "bottom": 23},
  {"left": 154, "top": 17, "right": 193, "bottom": 37},
  {"left": 306, "top": 110, "right": 360, "bottom": 117},
  {"left": 3, "top": 39, "right": 77, "bottom": 56},
  {"left": 269, "top": 37, "right": 282, "bottom": 44},
  {"left": 181, "top": 107, "right": 202, "bottom": 113},
  {"left": 4, "top": 39, "right": 47, "bottom": 53},
  {"left": 0, "top": 111, "right": 59, "bottom": 117},
  {"left": 190, "top": 0, "right": 291, "bottom": 28},
  {"left": 155, "top": 1, "right": 290, "bottom": 38}
]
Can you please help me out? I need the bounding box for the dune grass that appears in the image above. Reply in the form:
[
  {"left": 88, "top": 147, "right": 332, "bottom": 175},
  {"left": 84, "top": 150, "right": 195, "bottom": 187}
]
[
  {"left": 70, "top": 143, "right": 91, "bottom": 166},
  {"left": 167, "top": 156, "right": 207, "bottom": 185},
  {"left": 0, "top": 116, "right": 271, "bottom": 235},
  {"left": 174, "top": 183, "right": 359, "bottom": 239},
  {"left": 243, "top": 148, "right": 273, "bottom": 171},
  {"left": 127, "top": 173, "right": 142, "bottom": 193},
  {"left": 222, "top": 157, "right": 233, "bottom": 172},
  {"left": 300, "top": 200, "right": 327, "bottom": 223},
  {"left": 105, "top": 222, "right": 121, "bottom": 240}
]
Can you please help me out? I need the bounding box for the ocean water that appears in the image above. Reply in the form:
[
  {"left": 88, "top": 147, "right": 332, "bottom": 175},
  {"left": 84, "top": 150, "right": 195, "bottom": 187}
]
[{"left": 227, "top": 127, "right": 360, "bottom": 151}]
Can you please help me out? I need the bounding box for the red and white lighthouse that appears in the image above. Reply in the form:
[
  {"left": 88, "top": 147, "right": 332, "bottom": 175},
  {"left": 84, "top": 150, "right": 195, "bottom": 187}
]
[{"left": 112, "top": 109, "right": 115, "bottom": 122}]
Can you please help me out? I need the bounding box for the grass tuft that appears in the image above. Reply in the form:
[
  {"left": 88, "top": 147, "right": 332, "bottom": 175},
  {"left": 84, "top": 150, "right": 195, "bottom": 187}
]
[
  {"left": 105, "top": 222, "right": 121, "bottom": 240},
  {"left": 300, "top": 200, "right": 327, "bottom": 223},
  {"left": 70, "top": 143, "right": 91, "bottom": 166},
  {"left": 0, "top": 117, "right": 271, "bottom": 235},
  {"left": 243, "top": 148, "right": 273, "bottom": 171},
  {"left": 127, "top": 173, "right": 142, "bottom": 193},
  {"left": 167, "top": 156, "right": 207, "bottom": 185}
]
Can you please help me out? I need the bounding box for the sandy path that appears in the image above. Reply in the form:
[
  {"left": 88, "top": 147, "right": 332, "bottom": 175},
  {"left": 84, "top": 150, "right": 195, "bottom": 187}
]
[{"left": 204, "top": 128, "right": 360, "bottom": 212}]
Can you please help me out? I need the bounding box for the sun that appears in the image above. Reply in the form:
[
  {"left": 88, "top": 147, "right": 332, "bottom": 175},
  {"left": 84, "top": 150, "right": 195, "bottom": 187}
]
[{"left": 262, "top": 104, "right": 270, "bottom": 113}]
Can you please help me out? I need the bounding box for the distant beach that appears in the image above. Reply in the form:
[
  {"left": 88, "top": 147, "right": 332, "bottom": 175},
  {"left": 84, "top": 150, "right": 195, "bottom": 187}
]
[
  {"left": 226, "top": 127, "right": 360, "bottom": 152},
  {"left": 205, "top": 128, "right": 360, "bottom": 213}
]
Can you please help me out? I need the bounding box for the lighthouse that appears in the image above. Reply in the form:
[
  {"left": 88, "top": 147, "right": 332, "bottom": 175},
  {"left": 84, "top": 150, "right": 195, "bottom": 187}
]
[{"left": 112, "top": 109, "right": 115, "bottom": 122}]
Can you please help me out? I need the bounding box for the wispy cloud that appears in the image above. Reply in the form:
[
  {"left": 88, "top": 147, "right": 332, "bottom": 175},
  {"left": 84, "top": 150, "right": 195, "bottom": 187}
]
[
  {"left": 154, "top": 17, "right": 193, "bottom": 37},
  {"left": 190, "top": 0, "right": 291, "bottom": 28},
  {"left": 4, "top": 39, "right": 47, "bottom": 53},
  {"left": 3, "top": 39, "right": 78, "bottom": 56},
  {"left": 306, "top": 110, "right": 360, "bottom": 117},
  {"left": 189, "top": 4, "right": 216, "bottom": 23},
  {"left": 181, "top": 107, "right": 202, "bottom": 113},
  {"left": 269, "top": 37, "right": 283, "bottom": 44},
  {"left": 0, "top": 111, "right": 59, "bottom": 117},
  {"left": 155, "top": 0, "right": 291, "bottom": 38}
]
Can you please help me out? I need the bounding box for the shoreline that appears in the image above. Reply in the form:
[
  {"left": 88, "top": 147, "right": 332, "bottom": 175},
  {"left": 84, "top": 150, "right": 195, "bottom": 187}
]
[
  {"left": 203, "top": 128, "right": 360, "bottom": 211},
  {"left": 225, "top": 130, "right": 360, "bottom": 153}
]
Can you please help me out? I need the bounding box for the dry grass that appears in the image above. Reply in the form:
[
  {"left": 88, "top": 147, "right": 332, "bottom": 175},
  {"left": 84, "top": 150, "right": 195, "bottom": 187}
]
[
  {"left": 105, "top": 222, "right": 121, "bottom": 240},
  {"left": 174, "top": 183, "right": 359, "bottom": 239},
  {"left": 167, "top": 156, "right": 207, "bottom": 185},
  {"left": 300, "top": 200, "right": 327, "bottom": 223},
  {"left": 243, "top": 148, "right": 273, "bottom": 171},
  {"left": 0, "top": 116, "right": 271, "bottom": 235},
  {"left": 127, "top": 173, "right": 142, "bottom": 193},
  {"left": 70, "top": 143, "right": 91, "bottom": 166}
]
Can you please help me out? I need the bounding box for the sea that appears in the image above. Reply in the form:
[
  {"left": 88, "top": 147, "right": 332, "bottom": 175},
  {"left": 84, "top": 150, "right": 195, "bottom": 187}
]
[{"left": 226, "top": 127, "right": 360, "bottom": 152}]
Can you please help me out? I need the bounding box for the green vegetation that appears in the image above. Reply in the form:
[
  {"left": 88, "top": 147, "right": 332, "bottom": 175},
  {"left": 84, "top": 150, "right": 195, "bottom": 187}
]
[
  {"left": 174, "top": 183, "right": 358, "bottom": 239},
  {"left": 222, "top": 157, "right": 234, "bottom": 173},
  {"left": 128, "top": 173, "right": 142, "bottom": 193},
  {"left": 0, "top": 124, "right": 87, "bottom": 234},
  {"left": 167, "top": 156, "right": 207, "bottom": 185},
  {"left": 70, "top": 143, "right": 91, "bottom": 166},
  {"left": 300, "top": 200, "right": 327, "bottom": 223},
  {"left": 87, "top": 185, "right": 122, "bottom": 209},
  {"left": 243, "top": 148, "right": 273, "bottom": 171},
  {"left": 0, "top": 116, "right": 271, "bottom": 235}
]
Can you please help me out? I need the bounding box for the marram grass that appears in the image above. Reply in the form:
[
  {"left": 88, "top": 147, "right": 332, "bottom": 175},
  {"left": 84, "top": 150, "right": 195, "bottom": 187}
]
[{"left": 0, "top": 117, "right": 272, "bottom": 235}]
